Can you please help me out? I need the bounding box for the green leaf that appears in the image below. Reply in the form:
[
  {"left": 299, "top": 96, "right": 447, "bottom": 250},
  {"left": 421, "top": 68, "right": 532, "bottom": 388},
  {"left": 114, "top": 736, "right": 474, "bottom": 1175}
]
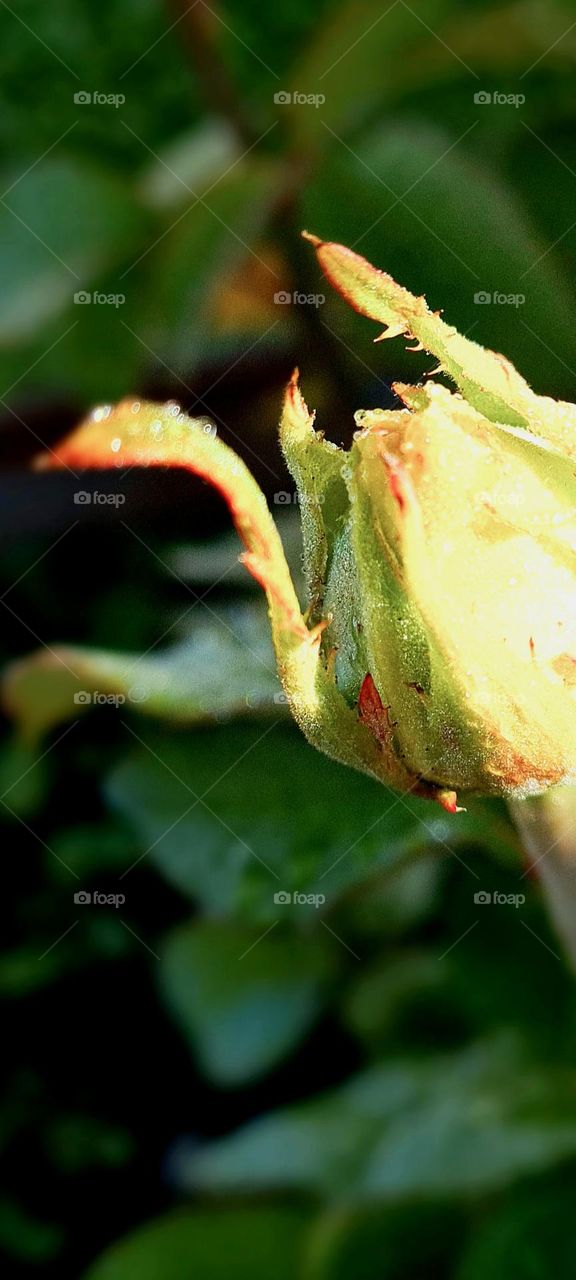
[
  {"left": 0, "top": 1198, "right": 63, "bottom": 1263},
  {"left": 456, "top": 1175, "right": 576, "bottom": 1280},
  {"left": 105, "top": 722, "right": 453, "bottom": 916},
  {"left": 190, "top": 1035, "right": 576, "bottom": 1201},
  {"left": 305, "top": 1203, "right": 461, "bottom": 1280},
  {"left": 0, "top": 158, "right": 148, "bottom": 346},
  {"left": 83, "top": 1207, "right": 312, "bottom": 1280},
  {"left": 159, "top": 920, "right": 339, "bottom": 1085},
  {"left": 144, "top": 160, "right": 283, "bottom": 374},
  {"left": 2, "top": 605, "right": 282, "bottom": 743}
]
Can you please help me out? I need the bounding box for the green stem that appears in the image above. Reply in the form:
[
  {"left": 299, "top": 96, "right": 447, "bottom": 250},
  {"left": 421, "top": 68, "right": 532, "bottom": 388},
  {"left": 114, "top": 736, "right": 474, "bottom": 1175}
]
[{"left": 509, "top": 789, "right": 576, "bottom": 972}]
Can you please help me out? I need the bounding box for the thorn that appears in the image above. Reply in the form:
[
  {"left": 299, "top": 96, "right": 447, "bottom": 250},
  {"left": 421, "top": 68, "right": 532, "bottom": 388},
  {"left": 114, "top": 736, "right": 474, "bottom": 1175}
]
[
  {"left": 301, "top": 230, "right": 322, "bottom": 246},
  {"left": 374, "top": 322, "right": 406, "bottom": 343}
]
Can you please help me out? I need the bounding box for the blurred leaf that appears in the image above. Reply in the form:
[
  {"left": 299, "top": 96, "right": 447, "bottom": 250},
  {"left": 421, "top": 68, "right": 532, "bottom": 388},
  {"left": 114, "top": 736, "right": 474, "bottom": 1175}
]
[
  {"left": 342, "top": 853, "right": 446, "bottom": 938},
  {"left": 190, "top": 1035, "right": 576, "bottom": 1201},
  {"left": 304, "top": 1202, "right": 462, "bottom": 1280},
  {"left": 2, "top": 605, "right": 282, "bottom": 742},
  {"left": 341, "top": 951, "right": 450, "bottom": 1050},
  {"left": 286, "top": 0, "right": 455, "bottom": 144},
  {"left": 0, "top": 737, "right": 50, "bottom": 816},
  {"left": 0, "top": 1197, "right": 63, "bottom": 1262},
  {"left": 0, "top": 158, "right": 149, "bottom": 347},
  {"left": 47, "top": 821, "right": 139, "bottom": 884},
  {"left": 169, "top": 513, "right": 304, "bottom": 589},
  {"left": 45, "top": 1114, "right": 133, "bottom": 1172},
  {"left": 456, "top": 1174, "right": 576, "bottom": 1280},
  {"left": 144, "top": 160, "right": 284, "bottom": 373},
  {"left": 287, "top": 0, "right": 576, "bottom": 144},
  {"left": 138, "top": 120, "right": 240, "bottom": 211},
  {"left": 105, "top": 722, "right": 471, "bottom": 917},
  {"left": 83, "top": 1207, "right": 312, "bottom": 1280},
  {"left": 159, "top": 920, "right": 339, "bottom": 1085},
  {"left": 0, "top": 945, "right": 67, "bottom": 997}
]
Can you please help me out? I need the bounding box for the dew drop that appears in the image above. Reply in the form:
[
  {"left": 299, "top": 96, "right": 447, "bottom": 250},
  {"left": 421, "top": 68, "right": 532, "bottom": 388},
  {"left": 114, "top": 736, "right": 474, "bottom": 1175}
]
[
  {"left": 130, "top": 401, "right": 141, "bottom": 415},
  {"left": 111, "top": 437, "right": 122, "bottom": 453},
  {"left": 92, "top": 405, "right": 111, "bottom": 423}
]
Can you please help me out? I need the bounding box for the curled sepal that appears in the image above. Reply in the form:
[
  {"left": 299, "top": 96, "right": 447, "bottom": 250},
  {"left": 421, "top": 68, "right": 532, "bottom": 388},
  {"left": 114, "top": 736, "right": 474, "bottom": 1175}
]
[
  {"left": 304, "top": 232, "right": 576, "bottom": 459},
  {"left": 36, "top": 396, "right": 459, "bottom": 810}
]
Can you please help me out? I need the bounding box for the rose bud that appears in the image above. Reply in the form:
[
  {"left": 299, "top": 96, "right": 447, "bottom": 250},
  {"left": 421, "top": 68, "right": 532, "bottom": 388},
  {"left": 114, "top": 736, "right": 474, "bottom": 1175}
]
[
  {"left": 278, "top": 237, "right": 576, "bottom": 809},
  {"left": 35, "top": 238, "right": 576, "bottom": 814}
]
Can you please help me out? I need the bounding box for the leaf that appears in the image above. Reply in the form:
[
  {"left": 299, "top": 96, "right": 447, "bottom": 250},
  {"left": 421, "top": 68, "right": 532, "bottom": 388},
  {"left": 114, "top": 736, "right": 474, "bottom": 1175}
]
[
  {"left": 305, "top": 1202, "right": 461, "bottom": 1280},
  {"left": 0, "top": 158, "right": 149, "bottom": 346},
  {"left": 456, "top": 1176, "right": 576, "bottom": 1280},
  {"left": 138, "top": 121, "right": 240, "bottom": 211},
  {"left": 285, "top": 0, "right": 455, "bottom": 145},
  {"left": 190, "top": 1035, "right": 576, "bottom": 1201},
  {"left": 2, "top": 605, "right": 282, "bottom": 743},
  {"left": 144, "top": 160, "right": 283, "bottom": 374},
  {"left": 105, "top": 723, "right": 434, "bottom": 916},
  {"left": 288, "top": 0, "right": 576, "bottom": 145},
  {"left": 304, "top": 230, "right": 576, "bottom": 454},
  {"left": 82, "top": 1207, "right": 312, "bottom": 1280},
  {"left": 0, "top": 1197, "right": 63, "bottom": 1263},
  {"left": 159, "top": 920, "right": 339, "bottom": 1085}
]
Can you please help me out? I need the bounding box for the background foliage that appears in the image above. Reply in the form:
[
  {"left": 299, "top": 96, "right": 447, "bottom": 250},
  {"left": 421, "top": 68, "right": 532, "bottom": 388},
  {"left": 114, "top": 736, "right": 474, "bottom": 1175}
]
[{"left": 2, "top": 0, "right": 576, "bottom": 1275}]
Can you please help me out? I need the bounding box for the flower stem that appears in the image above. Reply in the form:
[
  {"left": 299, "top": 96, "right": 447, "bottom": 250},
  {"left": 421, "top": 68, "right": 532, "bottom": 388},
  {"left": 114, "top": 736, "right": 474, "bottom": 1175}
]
[{"left": 509, "top": 789, "right": 576, "bottom": 972}]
